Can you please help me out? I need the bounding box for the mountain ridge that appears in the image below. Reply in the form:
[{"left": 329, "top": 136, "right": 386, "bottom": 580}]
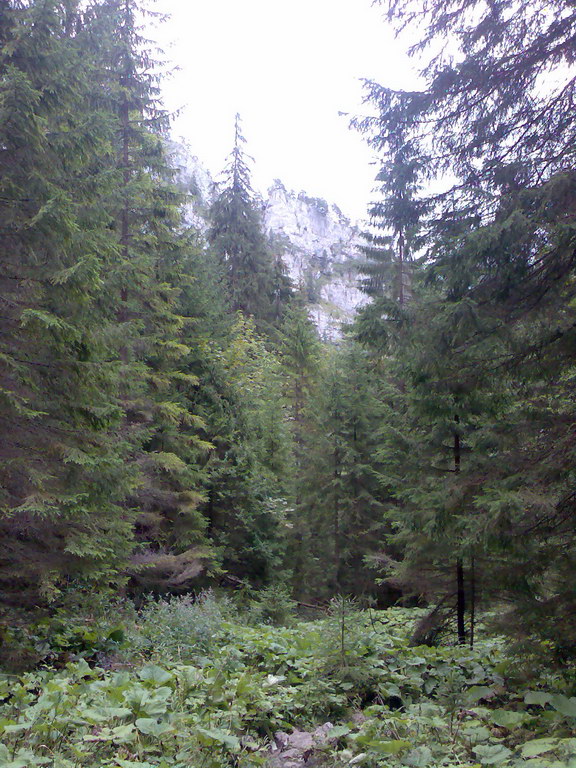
[{"left": 171, "top": 142, "right": 368, "bottom": 339}]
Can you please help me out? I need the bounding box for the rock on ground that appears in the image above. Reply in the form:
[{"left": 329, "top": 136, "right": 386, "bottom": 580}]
[{"left": 268, "top": 722, "right": 337, "bottom": 768}]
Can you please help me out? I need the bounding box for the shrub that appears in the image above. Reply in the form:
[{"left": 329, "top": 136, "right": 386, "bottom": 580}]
[
  {"left": 125, "top": 590, "right": 234, "bottom": 662},
  {"left": 246, "top": 584, "right": 297, "bottom": 626}
]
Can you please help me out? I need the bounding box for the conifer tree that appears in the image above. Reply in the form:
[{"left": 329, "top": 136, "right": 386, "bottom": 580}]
[
  {"left": 355, "top": 0, "right": 576, "bottom": 651},
  {"left": 355, "top": 108, "right": 424, "bottom": 308},
  {"left": 182, "top": 315, "right": 291, "bottom": 585},
  {"left": 353, "top": 102, "right": 425, "bottom": 353},
  {"left": 208, "top": 115, "right": 290, "bottom": 330},
  {"left": 278, "top": 294, "right": 322, "bottom": 450},
  {"left": 294, "top": 344, "right": 397, "bottom": 602},
  {"left": 0, "top": 0, "right": 216, "bottom": 606},
  {"left": 84, "top": 0, "right": 214, "bottom": 592},
  {"left": 0, "top": 0, "right": 136, "bottom": 604}
]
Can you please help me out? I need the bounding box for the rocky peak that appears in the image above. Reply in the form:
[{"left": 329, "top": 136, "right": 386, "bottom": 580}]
[
  {"left": 173, "top": 144, "right": 367, "bottom": 339},
  {"left": 169, "top": 141, "right": 216, "bottom": 231},
  {"left": 263, "top": 181, "right": 367, "bottom": 340}
]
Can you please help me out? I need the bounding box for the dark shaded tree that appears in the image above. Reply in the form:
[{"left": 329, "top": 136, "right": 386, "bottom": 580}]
[
  {"left": 353, "top": 0, "right": 576, "bottom": 653},
  {"left": 208, "top": 115, "right": 291, "bottom": 330},
  {"left": 293, "top": 344, "right": 398, "bottom": 603},
  {"left": 85, "top": 0, "right": 216, "bottom": 592},
  {"left": 0, "top": 0, "right": 136, "bottom": 604}
]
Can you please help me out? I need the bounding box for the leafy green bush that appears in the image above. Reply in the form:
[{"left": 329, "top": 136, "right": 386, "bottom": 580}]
[
  {"left": 0, "top": 611, "right": 128, "bottom": 672},
  {"left": 1, "top": 607, "right": 576, "bottom": 768},
  {"left": 124, "top": 590, "right": 234, "bottom": 662}
]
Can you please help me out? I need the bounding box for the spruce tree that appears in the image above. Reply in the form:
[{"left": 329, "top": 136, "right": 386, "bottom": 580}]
[
  {"left": 0, "top": 0, "right": 217, "bottom": 606},
  {"left": 182, "top": 315, "right": 291, "bottom": 586},
  {"left": 208, "top": 115, "right": 290, "bottom": 330},
  {"left": 0, "top": 0, "right": 136, "bottom": 604},
  {"left": 279, "top": 294, "right": 322, "bottom": 451},
  {"left": 355, "top": 105, "right": 424, "bottom": 308},
  {"left": 294, "top": 343, "right": 397, "bottom": 602},
  {"left": 355, "top": 0, "right": 576, "bottom": 652},
  {"left": 84, "top": 0, "right": 214, "bottom": 593}
]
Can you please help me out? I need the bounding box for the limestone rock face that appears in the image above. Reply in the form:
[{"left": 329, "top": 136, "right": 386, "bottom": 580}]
[
  {"left": 173, "top": 144, "right": 367, "bottom": 339},
  {"left": 169, "top": 141, "right": 216, "bottom": 232},
  {"left": 263, "top": 182, "right": 367, "bottom": 339}
]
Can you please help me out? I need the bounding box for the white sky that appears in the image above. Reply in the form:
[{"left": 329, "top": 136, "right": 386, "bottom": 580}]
[{"left": 152, "top": 0, "right": 420, "bottom": 221}]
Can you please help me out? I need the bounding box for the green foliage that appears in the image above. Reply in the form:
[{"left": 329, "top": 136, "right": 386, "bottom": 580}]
[
  {"left": 124, "top": 592, "right": 235, "bottom": 660},
  {"left": 0, "top": 0, "right": 142, "bottom": 603},
  {"left": 1, "top": 608, "right": 575, "bottom": 767},
  {"left": 278, "top": 294, "right": 322, "bottom": 447},
  {"left": 350, "top": 0, "right": 576, "bottom": 653},
  {"left": 0, "top": 0, "right": 228, "bottom": 606},
  {"left": 291, "top": 343, "right": 397, "bottom": 602},
  {"left": 354, "top": 97, "right": 424, "bottom": 307},
  {"left": 185, "top": 315, "right": 291, "bottom": 586},
  {"left": 245, "top": 584, "right": 297, "bottom": 626},
  {"left": 0, "top": 620, "right": 126, "bottom": 674},
  {"left": 208, "top": 114, "right": 292, "bottom": 330},
  {"left": 4, "top": 0, "right": 576, "bottom": 698}
]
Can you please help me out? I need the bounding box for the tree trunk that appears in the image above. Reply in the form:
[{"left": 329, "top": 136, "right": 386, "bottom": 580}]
[
  {"left": 333, "top": 442, "right": 341, "bottom": 591},
  {"left": 454, "top": 415, "right": 465, "bottom": 644},
  {"left": 398, "top": 231, "right": 405, "bottom": 307},
  {"left": 469, "top": 553, "right": 476, "bottom": 649},
  {"left": 456, "top": 558, "right": 466, "bottom": 645}
]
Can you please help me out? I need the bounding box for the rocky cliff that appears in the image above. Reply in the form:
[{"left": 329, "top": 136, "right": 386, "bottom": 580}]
[
  {"left": 169, "top": 141, "right": 216, "bottom": 232},
  {"left": 172, "top": 145, "right": 367, "bottom": 339},
  {"left": 263, "top": 181, "right": 367, "bottom": 340}
]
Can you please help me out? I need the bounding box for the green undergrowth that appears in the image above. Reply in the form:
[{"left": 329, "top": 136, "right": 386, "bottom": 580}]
[{"left": 0, "top": 601, "right": 575, "bottom": 768}]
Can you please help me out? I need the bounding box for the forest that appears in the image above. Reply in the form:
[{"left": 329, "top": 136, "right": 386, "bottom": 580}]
[{"left": 0, "top": 0, "right": 575, "bottom": 766}]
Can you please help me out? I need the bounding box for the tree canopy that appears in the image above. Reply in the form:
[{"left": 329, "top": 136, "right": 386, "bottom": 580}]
[{"left": 1, "top": 0, "right": 576, "bottom": 669}]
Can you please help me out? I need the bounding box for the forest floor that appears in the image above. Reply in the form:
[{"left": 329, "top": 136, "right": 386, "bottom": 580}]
[{"left": 0, "top": 599, "right": 575, "bottom": 768}]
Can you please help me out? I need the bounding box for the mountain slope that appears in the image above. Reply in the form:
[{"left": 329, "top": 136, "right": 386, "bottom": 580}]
[{"left": 172, "top": 144, "right": 367, "bottom": 338}]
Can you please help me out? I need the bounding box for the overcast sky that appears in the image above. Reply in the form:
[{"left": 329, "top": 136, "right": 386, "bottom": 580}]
[{"left": 152, "top": 0, "right": 420, "bottom": 221}]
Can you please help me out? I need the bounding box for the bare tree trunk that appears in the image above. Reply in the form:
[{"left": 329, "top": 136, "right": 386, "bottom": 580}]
[
  {"left": 333, "top": 442, "right": 341, "bottom": 591},
  {"left": 469, "top": 553, "right": 476, "bottom": 648},
  {"left": 454, "top": 415, "right": 466, "bottom": 644},
  {"left": 456, "top": 558, "right": 466, "bottom": 645}
]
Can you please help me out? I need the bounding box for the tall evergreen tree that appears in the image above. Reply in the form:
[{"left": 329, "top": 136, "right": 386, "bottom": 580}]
[
  {"left": 294, "top": 344, "right": 397, "bottom": 603},
  {"left": 184, "top": 315, "right": 291, "bottom": 586},
  {"left": 84, "top": 0, "right": 215, "bottom": 592},
  {"left": 354, "top": 0, "right": 576, "bottom": 652},
  {"left": 279, "top": 294, "right": 322, "bottom": 451},
  {"left": 0, "top": 0, "right": 216, "bottom": 605},
  {"left": 352, "top": 101, "right": 426, "bottom": 353},
  {"left": 0, "top": 0, "right": 136, "bottom": 604},
  {"left": 208, "top": 114, "right": 291, "bottom": 330},
  {"left": 355, "top": 105, "right": 424, "bottom": 307}
]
